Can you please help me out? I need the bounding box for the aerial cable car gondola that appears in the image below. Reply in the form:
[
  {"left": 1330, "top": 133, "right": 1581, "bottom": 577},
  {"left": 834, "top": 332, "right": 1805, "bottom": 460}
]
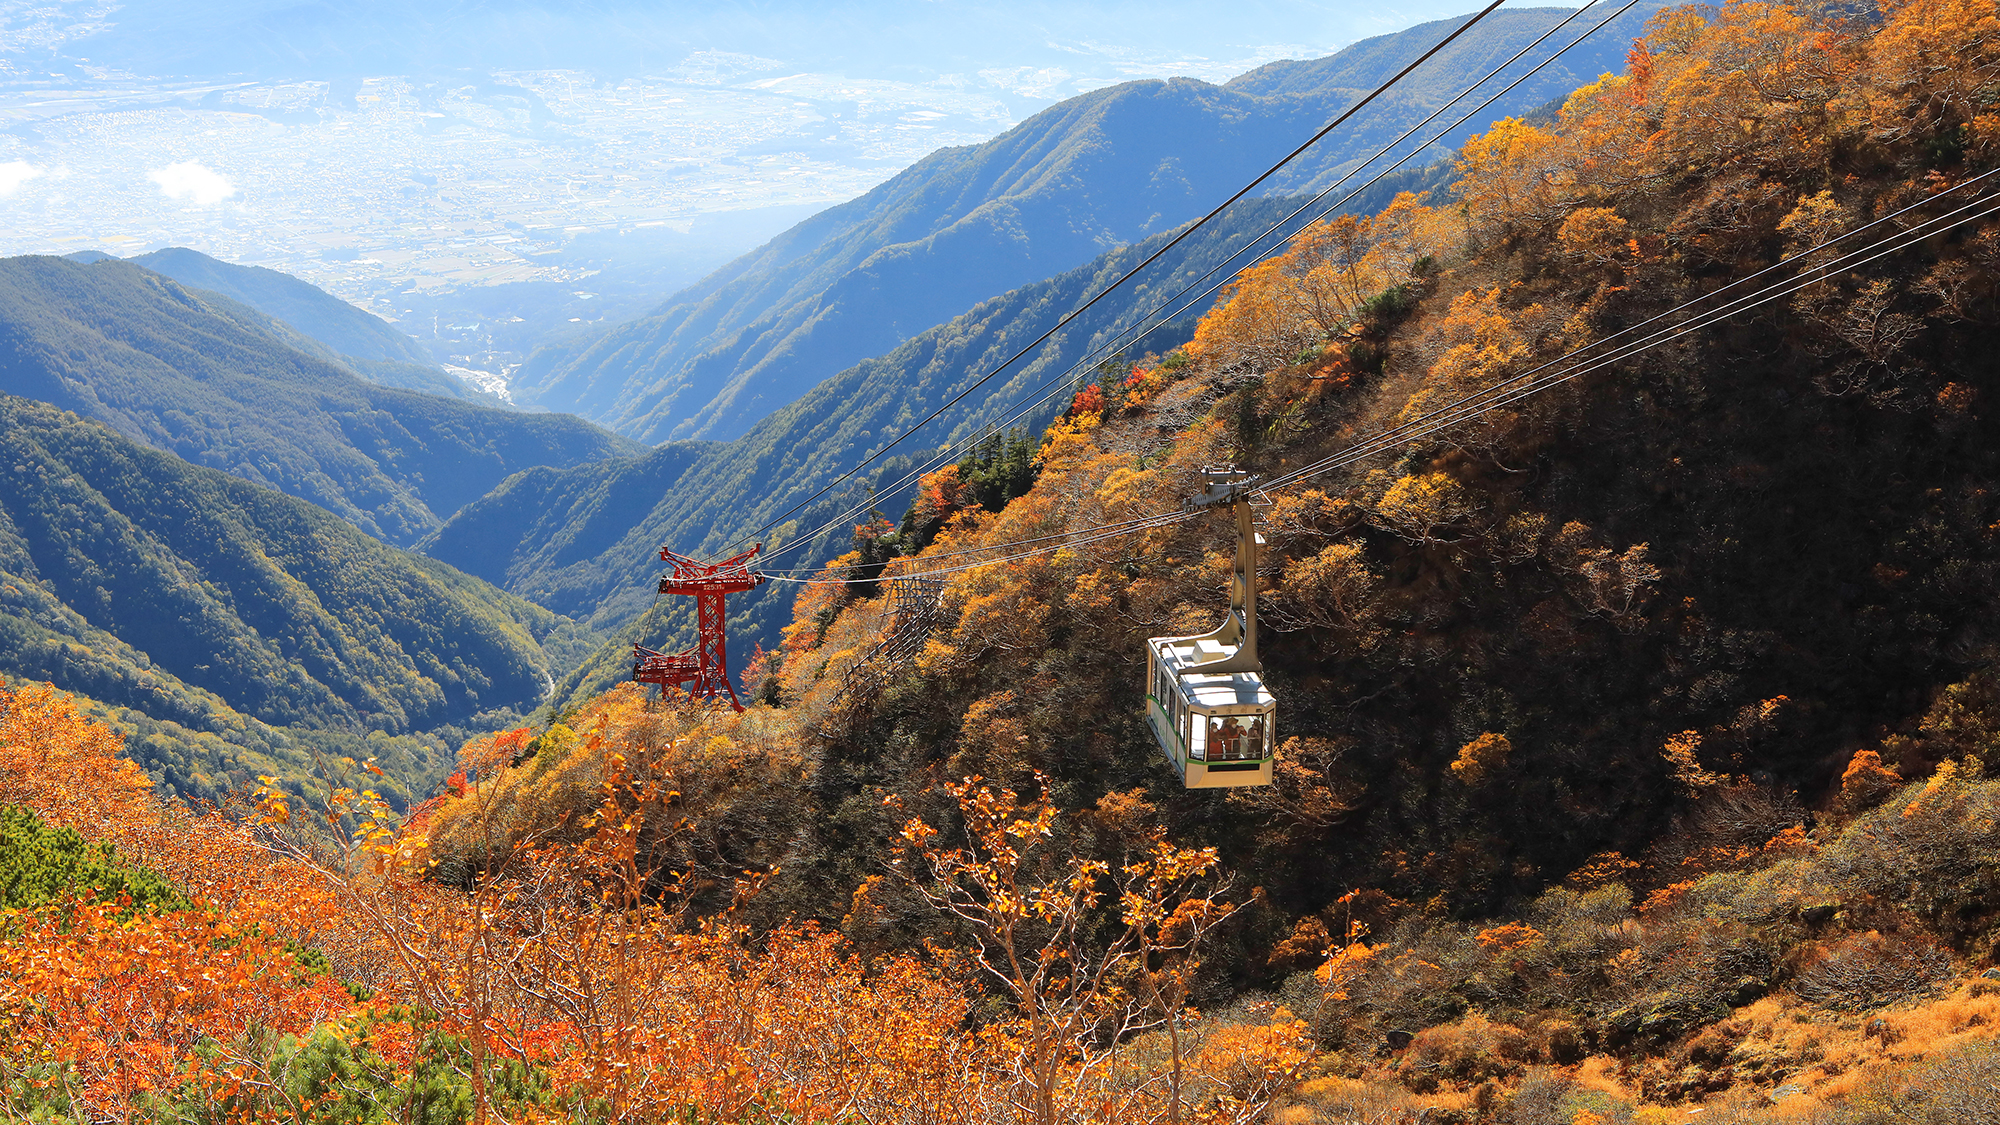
[
  {"left": 1145, "top": 467, "right": 1276, "bottom": 789},
  {"left": 723, "top": 467, "right": 1279, "bottom": 788}
]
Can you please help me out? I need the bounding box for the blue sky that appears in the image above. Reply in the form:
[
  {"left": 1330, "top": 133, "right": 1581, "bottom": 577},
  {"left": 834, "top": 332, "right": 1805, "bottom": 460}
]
[{"left": 4, "top": 1, "right": 1535, "bottom": 90}]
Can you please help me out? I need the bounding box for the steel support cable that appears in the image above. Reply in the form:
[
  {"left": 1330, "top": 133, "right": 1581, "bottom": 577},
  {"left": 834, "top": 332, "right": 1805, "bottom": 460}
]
[
  {"left": 1262, "top": 195, "right": 2000, "bottom": 491},
  {"left": 762, "top": 510, "right": 1197, "bottom": 585},
  {"left": 755, "top": 503, "right": 1195, "bottom": 574},
  {"left": 1260, "top": 168, "right": 2000, "bottom": 487},
  {"left": 753, "top": 509, "right": 1188, "bottom": 575},
  {"left": 1265, "top": 188, "right": 2000, "bottom": 491},
  {"left": 753, "top": 0, "right": 1633, "bottom": 570},
  {"left": 1376, "top": 191, "right": 2000, "bottom": 444},
  {"left": 1259, "top": 178, "right": 2000, "bottom": 492},
  {"left": 764, "top": 526, "right": 1188, "bottom": 586},
  {"left": 752, "top": 2, "right": 1624, "bottom": 568},
  {"left": 707, "top": 0, "right": 1513, "bottom": 564},
  {"left": 776, "top": 179, "right": 2000, "bottom": 586},
  {"left": 975, "top": 0, "right": 1637, "bottom": 419}
]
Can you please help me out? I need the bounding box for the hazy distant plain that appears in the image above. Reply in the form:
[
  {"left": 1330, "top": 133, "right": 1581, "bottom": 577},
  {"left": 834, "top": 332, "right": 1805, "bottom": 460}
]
[
  {"left": 0, "top": 60, "right": 1016, "bottom": 311},
  {"left": 0, "top": 0, "right": 1491, "bottom": 381}
]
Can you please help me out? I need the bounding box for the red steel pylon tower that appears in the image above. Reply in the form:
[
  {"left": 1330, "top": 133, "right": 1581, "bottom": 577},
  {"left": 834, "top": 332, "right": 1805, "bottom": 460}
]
[{"left": 631, "top": 544, "right": 765, "bottom": 711}]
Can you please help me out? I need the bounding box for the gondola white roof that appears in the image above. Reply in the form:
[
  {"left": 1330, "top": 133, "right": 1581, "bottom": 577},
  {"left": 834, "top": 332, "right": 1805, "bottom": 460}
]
[{"left": 1150, "top": 637, "right": 1274, "bottom": 710}]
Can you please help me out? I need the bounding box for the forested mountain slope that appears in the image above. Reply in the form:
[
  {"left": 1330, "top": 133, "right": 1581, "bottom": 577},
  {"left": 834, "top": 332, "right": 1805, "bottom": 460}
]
[
  {"left": 127, "top": 247, "right": 431, "bottom": 366},
  {"left": 513, "top": 7, "right": 1648, "bottom": 446},
  {"left": 425, "top": 197, "right": 1328, "bottom": 693},
  {"left": 0, "top": 256, "right": 643, "bottom": 545},
  {"left": 656, "top": 0, "right": 2000, "bottom": 1111},
  {"left": 14, "top": 5, "right": 2000, "bottom": 1121},
  {"left": 758, "top": 0, "right": 2000, "bottom": 918},
  {"left": 0, "top": 394, "right": 584, "bottom": 805},
  {"left": 126, "top": 246, "right": 493, "bottom": 403}
]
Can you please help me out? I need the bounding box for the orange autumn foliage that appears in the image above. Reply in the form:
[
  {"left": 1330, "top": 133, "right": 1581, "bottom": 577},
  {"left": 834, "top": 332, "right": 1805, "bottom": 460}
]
[
  {"left": 1838, "top": 746, "right": 1904, "bottom": 811},
  {"left": 1188, "top": 193, "right": 1457, "bottom": 373},
  {"left": 1474, "top": 921, "right": 1544, "bottom": 953},
  {"left": 1071, "top": 381, "right": 1107, "bottom": 417},
  {"left": 1565, "top": 850, "right": 1642, "bottom": 890},
  {"left": 0, "top": 681, "right": 1349, "bottom": 1123},
  {"left": 0, "top": 901, "right": 354, "bottom": 1120},
  {"left": 913, "top": 462, "right": 975, "bottom": 526},
  {"left": 0, "top": 684, "right": 344, "bottom": 952},
  {"left": 11, "top": 3, "right": 2000, "bottom": 1120},
  {"left": 0, "top": 685, "right": 361, "bottom": 1122},
  {"left": 0, "top": 682, "right": 153, "bottom": 833},
  {"left": 1449, "top": 732, "right": 1514, "bottom": 786}
]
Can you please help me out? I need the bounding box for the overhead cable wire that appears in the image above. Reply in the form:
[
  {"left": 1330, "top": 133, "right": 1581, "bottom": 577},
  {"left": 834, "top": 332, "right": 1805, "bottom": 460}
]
[
  {"left": 760, "top": 511, "right": 1195, "bottom": 584},
  {"left": 762, "top": 520, "right": 1187, "bottom": 585},
  {"left": 709, "top": 0, "right": 1512, "bottom": 563},
  {"left": 754, "top": 0, "right": 1634, "bottom": 570},
  {"left": 1309, "top": 189, "right": 2000, "bottom": 467},
  {"left": 778, "top": 171, "right": 2000, "bottom": 586},
  {"left": 985, "top": 0, "right": 1635, "bottom": 410},
  {"left": 756, "top": 0, "right": 1628, "bottom": 569},
  {"left": 1258, "top": 169, "right": 2000, "bottom": 491},
  {"left": 752, "top": 0, "right": 1624, "bottom": 568},
  {"left": 1263, "top": 189, "right": 2000, "bottom": 487},
  {"left": 754, "top": 509, "right": 1185, "bottom": 575}
]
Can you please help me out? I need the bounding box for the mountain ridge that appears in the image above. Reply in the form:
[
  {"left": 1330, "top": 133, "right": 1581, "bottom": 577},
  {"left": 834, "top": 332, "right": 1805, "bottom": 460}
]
[
  {"left": 125, "top": 247, "right": 499, "bottom": 404},
  {"left": 127, "top": 248, "right": 434, "bottom": 368},
  {"left": 0, "top": 255, "right": 644, "bottom": 546},
  {"left": 515, "top": 6, "right": 1650, "bottom": 447},
  {"left": 0, "top": 392, "right": 599, "bottom": 805}
]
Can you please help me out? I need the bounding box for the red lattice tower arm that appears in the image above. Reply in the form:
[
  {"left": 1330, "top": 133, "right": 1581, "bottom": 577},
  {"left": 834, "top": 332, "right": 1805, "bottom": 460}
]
[{"left": 632, "top": 544, "right": 765, "bottom": 711}]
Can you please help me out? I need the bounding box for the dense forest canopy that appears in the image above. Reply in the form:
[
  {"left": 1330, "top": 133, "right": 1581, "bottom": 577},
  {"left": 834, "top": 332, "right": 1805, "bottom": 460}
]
[{"left": 5, "top": 1, "right": 2000, "bottom": 1121}]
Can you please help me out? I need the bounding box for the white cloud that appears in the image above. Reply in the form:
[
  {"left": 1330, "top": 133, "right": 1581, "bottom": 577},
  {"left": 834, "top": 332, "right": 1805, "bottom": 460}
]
[
  {"left": 147, "top": 160, "right": 235, "bottom": 205},
  {"left": 0, "top": 161, "right": 43, "bottom": 196}
]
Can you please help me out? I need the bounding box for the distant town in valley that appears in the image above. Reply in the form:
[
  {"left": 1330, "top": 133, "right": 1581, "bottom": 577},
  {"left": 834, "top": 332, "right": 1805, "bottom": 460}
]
[{"left": 0, "top": 11, "right": 1348, "bottom": 386}]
